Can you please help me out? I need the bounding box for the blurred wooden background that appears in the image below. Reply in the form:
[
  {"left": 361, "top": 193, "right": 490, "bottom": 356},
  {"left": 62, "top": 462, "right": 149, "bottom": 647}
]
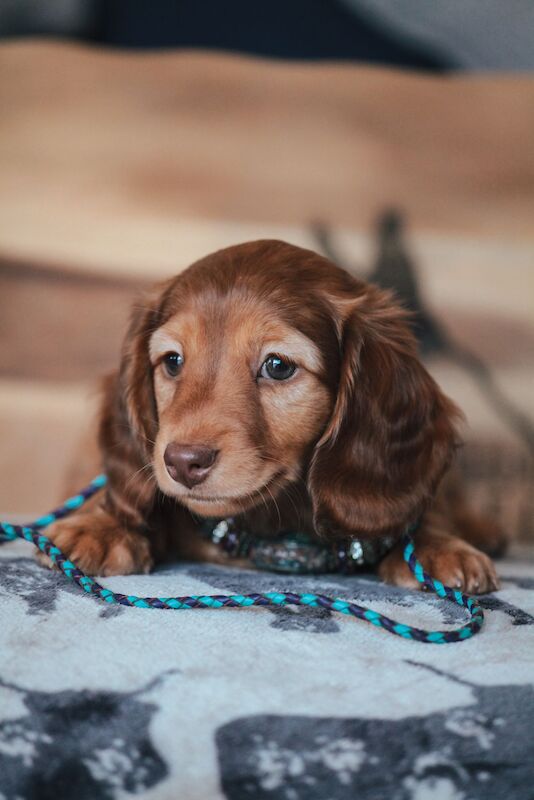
[{"left": 1, "top": 41, "right": 533, "bottom": 532}]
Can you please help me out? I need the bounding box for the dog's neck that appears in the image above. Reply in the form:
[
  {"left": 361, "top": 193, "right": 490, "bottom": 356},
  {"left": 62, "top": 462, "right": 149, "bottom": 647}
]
[
  {"left": 233, "top": 481, "right": 316, "bottom": 539},
  {"left": 159, "top": 481, "right": 398, "bottom": 573},
  {"left": 193, "top": 484, "right": 396, "bottom": 574}
]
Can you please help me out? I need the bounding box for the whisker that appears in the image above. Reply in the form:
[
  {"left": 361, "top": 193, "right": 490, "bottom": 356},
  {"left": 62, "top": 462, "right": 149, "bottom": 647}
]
[
  {"left": 124, "top": 462, "right": 154, "bottom": 494},
  {"left": 113, "top": 424, "right": 158, "bottom": 448},
  {"left": 277, "top": 482, "right": 303, "bottom": 531},
  {"left": 262, "top": 482, "right": 282, "bottom": 531}
]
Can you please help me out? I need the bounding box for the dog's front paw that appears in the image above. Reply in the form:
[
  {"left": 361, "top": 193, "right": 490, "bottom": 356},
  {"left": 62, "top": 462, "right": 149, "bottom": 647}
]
[
  {"left": 37, "top": 510, "right": 153, "bottom": 576},
  {"left": 378, "top": 534, "right": 500, "bottom": 594}
]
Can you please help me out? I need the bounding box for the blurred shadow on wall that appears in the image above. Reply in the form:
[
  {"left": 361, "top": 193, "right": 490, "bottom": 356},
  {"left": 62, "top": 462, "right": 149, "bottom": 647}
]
[
  {"left": 2, "top": 0, "right": 534, "bottom": 71},
  {"left": 0, "top": 0, "right": 449, "bottom": 68}
]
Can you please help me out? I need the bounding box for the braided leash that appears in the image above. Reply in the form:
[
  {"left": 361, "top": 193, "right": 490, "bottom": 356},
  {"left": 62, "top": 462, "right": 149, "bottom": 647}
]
[{"left": 0, "top": 475, "right": 484, "bottom": 643}]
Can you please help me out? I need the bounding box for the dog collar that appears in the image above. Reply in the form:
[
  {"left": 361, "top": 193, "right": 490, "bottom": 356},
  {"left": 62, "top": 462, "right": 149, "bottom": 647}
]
[{"left": 198, "top": 517, "right": 396, "bottom": 574}]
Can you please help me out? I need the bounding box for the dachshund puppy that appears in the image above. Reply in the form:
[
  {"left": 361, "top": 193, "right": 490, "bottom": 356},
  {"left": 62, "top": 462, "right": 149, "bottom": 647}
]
[{"left": 42, "top": 240, "right": 501, "bottom": 592}]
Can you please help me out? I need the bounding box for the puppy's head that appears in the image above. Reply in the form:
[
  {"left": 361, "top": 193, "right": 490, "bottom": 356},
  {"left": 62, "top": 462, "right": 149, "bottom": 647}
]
[{"left": 121, "top": 240, "right": 458, "bottom": 537}]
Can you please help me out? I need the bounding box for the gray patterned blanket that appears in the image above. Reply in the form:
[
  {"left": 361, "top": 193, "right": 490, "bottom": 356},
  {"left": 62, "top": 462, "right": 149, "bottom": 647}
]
[{"left": 1, "top": 539, "right": 533, "bottom": 800}]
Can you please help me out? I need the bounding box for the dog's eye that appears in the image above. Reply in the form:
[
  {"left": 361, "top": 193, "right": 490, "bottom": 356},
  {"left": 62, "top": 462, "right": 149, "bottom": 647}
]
[
  {"left": 162, "top": 352, "right": 184, "bottom": 378},
  {"left": 259, "top": 354, "right": 296, "bottom": 381}
]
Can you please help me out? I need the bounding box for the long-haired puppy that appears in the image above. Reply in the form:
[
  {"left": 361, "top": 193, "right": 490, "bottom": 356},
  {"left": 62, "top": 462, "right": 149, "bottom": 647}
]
[{"left": 42, "top": 240, "right": 502, "bottom": 592}]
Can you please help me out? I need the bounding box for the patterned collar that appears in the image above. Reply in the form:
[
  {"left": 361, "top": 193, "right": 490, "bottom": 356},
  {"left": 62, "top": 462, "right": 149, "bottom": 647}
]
[{"left": 198, "top": 517, "right": 396, "bottom": 574}]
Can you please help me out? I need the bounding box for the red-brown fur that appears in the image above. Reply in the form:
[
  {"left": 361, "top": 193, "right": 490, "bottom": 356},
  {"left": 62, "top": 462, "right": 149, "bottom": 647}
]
[{"left": 42, "top": 240, "right": 502, "bottom": 592}]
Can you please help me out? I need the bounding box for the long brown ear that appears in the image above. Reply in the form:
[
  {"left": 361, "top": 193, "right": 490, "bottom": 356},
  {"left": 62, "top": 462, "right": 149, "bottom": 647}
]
[
  {"left": 308, "top": 285, "right": 460, "bottom": 539},
  {"left": 98, "top": 285, "right": 169, "bottom": 529}
]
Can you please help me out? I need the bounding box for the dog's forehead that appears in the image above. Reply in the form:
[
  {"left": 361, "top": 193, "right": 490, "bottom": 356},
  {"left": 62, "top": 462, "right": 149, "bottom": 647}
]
[{"left": 150, "top": 293, "right": 323, "bottom": 369}]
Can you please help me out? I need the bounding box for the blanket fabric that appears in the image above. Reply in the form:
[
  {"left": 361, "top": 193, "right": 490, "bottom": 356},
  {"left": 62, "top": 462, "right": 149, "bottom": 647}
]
[{"left": 1, "top": 539, "right": 533, "bottom": 800}]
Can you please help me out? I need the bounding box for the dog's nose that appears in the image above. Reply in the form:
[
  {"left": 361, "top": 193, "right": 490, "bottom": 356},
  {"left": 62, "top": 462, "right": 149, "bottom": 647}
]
[{"left": 164, "top": 443, "right": 219, "bottom": 489}]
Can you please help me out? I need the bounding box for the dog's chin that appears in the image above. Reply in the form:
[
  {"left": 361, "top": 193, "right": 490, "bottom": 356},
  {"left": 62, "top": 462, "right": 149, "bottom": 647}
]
[
  {"left": 157, "top": 469, "right": 287, "bottom": 519},
  {"left": 180, "top": 495, "right": 249, "bottom": 518},
  {"left": 179, "top": 480, "right": 284, "bottom": 518}
]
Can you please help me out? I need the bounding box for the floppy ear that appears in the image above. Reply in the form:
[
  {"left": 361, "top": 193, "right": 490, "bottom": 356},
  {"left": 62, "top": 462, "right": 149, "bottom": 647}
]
[
  {"left": 118, "top": 288, "right": 165, "bottom": 454},
  {"left": 98, "top": 285, "right": 169, "bottom": 528},
  {"left": 308, "top": 285, "right": 460, "bottom": 539}
]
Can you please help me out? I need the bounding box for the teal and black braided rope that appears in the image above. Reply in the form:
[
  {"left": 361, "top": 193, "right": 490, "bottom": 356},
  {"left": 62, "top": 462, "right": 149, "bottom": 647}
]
[{"left": 0, "top": 475, "right": 484, "bottom": 643}]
